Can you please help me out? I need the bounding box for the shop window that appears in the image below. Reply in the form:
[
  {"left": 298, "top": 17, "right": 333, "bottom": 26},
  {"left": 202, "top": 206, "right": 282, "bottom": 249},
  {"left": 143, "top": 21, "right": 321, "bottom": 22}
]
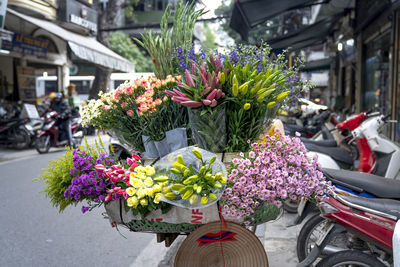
[
  {"left": 44, "top": 81, "right": 57, "bottom": 95},
  {"left": 157, "top": 0, "right": 163, "bottom": 10},
  {"left": 363, "top": 32, "right": 391, "bottom": 117},
  {"left": 73, "top": 80, "right": 91, "bottom": 95}
]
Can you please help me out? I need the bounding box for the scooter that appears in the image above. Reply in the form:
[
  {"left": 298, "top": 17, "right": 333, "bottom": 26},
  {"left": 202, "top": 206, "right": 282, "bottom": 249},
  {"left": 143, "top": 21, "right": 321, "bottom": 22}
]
[
  {"left": 296, "top": 168, "right": 400, "bottom": 263},
  {"left": 308, "top": 113, "right": 399, "bottom": 177},
  {"left": 24, "top": 118, "right": 44, "bottom": 147},
  {"left": 35, "top": 110, "right": 84, "bottom": 153},
  {"left": 305, "top": 111, "right": 373, "bottom": 170},
  {"left": 297, "top": 188, "right": 399, "bottom": 267},
  {"left": 284, "top": 110, "right": 333, "bottom": 138},
  {"left": 0, "top": 117, "right": 31, "bottom": 149}
]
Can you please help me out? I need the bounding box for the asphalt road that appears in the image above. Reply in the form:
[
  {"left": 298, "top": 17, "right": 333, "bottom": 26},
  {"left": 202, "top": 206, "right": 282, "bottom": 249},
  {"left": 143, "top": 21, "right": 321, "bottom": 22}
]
[{"left": 0, "top": 151, "right": 155, "bottom": 267}]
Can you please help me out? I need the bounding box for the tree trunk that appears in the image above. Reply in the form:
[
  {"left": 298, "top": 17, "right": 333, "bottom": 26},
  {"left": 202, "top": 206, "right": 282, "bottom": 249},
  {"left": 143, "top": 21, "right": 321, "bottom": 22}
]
[
  {"left": 89, "top": 0, "right": 123, "bottom": 99},
  {"left": 89, "top": 66, "right": 112, "bottom": 99}
]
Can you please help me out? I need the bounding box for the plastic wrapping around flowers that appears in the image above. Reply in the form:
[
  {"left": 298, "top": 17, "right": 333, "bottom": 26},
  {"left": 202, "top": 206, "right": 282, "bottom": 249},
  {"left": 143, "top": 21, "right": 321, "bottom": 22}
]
[{"left": 153, "top": 146, "right": 227, "bottom": 209}]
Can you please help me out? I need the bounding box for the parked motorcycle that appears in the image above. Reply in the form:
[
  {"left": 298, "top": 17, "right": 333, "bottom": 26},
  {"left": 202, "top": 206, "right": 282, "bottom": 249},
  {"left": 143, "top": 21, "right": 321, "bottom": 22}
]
[
  {"left": 295, "top": 114, "right": 400, "bottom": 249},
  {"left": 284, "top": 109, "right": 333, "bottom": 138},
  {"left": 35, "top": 110, "right": 84, "bottom": 153},
  {"left": 0, "top": 117, "right": 31, "bottom": 149},
  {"left": 24, "top": 118, "right": 44, "bottom": 147},
  {"left": 297, "top": 187, "right": 399, "bottom": 267}
]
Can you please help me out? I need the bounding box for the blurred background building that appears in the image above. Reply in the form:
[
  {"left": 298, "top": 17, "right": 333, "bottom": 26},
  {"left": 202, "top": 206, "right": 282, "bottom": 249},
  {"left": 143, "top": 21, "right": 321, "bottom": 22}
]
[
  {"left": 229, "top": 0, "right": 400, "bottom": 143},
  {"left": 0, "top": 0, "right": 134, "bottom": 103}
]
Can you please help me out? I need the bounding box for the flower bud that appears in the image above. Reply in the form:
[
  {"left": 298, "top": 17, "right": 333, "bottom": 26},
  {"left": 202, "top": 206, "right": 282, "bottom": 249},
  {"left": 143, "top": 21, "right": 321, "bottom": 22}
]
[
  {"left": 209, "top": 193, "right": 217, "bottom": 201},
  {"left": 182, "top": 189, "right": 194, "bottom": 200},
  {"left": 192, "top": 148, "right": 202, "bottom": 160},
  {"left": 267, "top": 101, "right": 276, "bottom": 108},
  {"left": 243, "top": 103, "right": 251, "bottom": 110},
  {"left": 177, "top": 155, "right": 185, "bottom": 165},
  {"left": 189, "top": 194, "right": 199, "bottom": 204},
  {"left": 164, "top": 192, "right": 177, "bottom": 200},
  {"left": 276, "top": 91, "right": 291, "bottom": 101}
]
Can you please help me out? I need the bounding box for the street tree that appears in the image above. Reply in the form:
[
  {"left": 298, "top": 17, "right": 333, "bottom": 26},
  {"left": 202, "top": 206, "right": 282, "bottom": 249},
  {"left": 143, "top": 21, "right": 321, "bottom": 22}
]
[
  {"left": 109, "top": 32, "right": 153, "bottom": 72},
  {"left": 89, "top": 0, "right": 124, "bottom": 99}
]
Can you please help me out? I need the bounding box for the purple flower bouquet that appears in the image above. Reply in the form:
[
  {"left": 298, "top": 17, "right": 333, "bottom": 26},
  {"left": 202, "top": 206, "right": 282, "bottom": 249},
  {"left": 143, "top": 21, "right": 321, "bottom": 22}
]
[{"left": 220, "top": 128, "right": 329, "bottom": 226}]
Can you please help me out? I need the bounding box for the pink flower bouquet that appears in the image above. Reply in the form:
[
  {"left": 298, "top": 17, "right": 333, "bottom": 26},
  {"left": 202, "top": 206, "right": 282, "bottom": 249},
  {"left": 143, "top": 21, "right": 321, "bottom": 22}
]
[{"left": 220, "top": 129, "right": 328, "bottom": 225}]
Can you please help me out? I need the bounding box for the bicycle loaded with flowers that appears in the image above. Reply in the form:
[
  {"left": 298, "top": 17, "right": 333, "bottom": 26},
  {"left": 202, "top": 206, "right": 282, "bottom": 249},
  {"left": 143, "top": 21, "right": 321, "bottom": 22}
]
[{"left": 35, "top": 2, "right": 330, "bottom": 246}]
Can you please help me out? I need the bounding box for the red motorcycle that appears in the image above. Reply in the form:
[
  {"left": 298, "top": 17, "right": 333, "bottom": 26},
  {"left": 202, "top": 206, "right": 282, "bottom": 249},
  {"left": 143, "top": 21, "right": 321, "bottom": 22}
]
[
  {"left": 35, "top": 110, "right": 84, "bottom": 153},
  {"left": 297, "top": 188, "right": 399, "bottom": 267}
]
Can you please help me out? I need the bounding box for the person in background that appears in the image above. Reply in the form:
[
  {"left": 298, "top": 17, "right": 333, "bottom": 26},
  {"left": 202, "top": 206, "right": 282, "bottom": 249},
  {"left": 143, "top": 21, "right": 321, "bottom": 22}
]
[
  {"left": 67, "top": 83, "right": 81, "bottom": 110},
  {"left": 51, "top": 92, "right": 71, "bottom": 145}
]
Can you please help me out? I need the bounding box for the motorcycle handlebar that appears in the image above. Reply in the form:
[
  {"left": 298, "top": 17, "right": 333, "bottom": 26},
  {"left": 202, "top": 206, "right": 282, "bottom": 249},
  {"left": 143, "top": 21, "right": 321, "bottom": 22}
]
[
  {"left": 383, "top": 114, "right": 391, "bottom": 121},
  {"left": 365, "top": 109, "right": 373, "bottom": 115}
]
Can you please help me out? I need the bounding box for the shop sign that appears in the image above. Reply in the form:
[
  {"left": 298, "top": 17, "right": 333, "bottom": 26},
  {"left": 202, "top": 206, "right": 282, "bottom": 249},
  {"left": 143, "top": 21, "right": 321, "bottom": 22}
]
[
  {"left": 21, "top": 103, "right": 40, "bottom": 119},
  {"left": 58, "top": 0, "right": 98, "bottom": 33},
  {"left": 1, "top": 33, "right": 48, "bottom": 56},
  {"left": 70, "top": 13, "right": 97, "bottom": 32}
]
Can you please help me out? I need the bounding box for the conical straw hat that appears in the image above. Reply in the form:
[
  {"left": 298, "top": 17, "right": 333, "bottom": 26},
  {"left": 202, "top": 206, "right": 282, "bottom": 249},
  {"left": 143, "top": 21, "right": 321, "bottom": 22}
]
[{"left": 175, "top": 221, "right": 269, "bottom": 267}]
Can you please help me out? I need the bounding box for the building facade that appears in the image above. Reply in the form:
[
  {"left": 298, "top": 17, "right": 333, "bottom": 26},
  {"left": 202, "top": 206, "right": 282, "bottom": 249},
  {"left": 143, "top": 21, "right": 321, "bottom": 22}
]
[{"left": 0, "top": 0, "right": 134, "bottom": 103}]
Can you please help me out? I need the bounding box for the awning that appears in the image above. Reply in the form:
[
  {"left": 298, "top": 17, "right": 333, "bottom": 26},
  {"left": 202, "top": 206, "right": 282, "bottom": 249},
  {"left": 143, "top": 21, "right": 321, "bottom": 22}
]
[
  {"left": 266, "top": 16, "right": 338, "bottom": 50},
  {"left": 7, "top": 8, "right": 135, "bottom": 73},
  {"left": 300, "top": 58, "right": 332, "bottom": 72},
  {"left": 314, "top": 0, "right": 354, "bottom": 21},
  {"left": 229, "top": 0, "right": 315, "bottom": 41}
]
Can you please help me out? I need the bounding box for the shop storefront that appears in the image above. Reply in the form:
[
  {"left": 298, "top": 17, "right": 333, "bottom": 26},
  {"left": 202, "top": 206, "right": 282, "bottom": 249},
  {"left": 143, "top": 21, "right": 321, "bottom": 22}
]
[
  {"left": 390, "top": 3, "right": 400, "bottom": 143},
  {"left": 363, "top": 31, "right": 391, "bottom": 117},
  {"left": 0, "top": 7, "right": 134, "bottom": 104}
]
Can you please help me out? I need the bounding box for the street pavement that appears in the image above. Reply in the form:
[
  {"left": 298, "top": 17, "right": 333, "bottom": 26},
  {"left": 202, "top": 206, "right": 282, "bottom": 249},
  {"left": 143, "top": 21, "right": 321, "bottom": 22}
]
[{"left": 0, "top": 135, "right": 303, "bottom": 267}]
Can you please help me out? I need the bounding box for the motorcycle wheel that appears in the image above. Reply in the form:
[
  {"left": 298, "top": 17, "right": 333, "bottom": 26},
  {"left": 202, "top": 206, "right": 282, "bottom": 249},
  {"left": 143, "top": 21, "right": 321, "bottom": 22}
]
[
  {"left": 315, "top": 250, "right": 386, "bottom": 267},
  {"left": 14, "top": 129, "right": 30, "bottom": 150},
  {"left": 283, "top": 199, "right": 299, "bottom": 213},
  {"left": 35, "top": 135, "right": 51, "bottom": 154},
  {"left": 297, "top": 214, "right": 350, "bottom": 262}
]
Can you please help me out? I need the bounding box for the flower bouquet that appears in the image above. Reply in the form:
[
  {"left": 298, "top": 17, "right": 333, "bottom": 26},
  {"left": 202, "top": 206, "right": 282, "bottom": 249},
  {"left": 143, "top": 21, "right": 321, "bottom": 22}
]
[
  {"left": 35, "top": 140, "right": 223, "bottom": 234},
  {"left": 220, "top": 128, "right": 328, "bottom": 226},
  {"left": 169, "top": 43, "right": 307, "bottom": 153},
  {"left": 81, "top": 75, "right": 188, "bottom": 157},
  {"left": 166, "top": 61, "right": 227, "bottom": 152},
  {"left": 153, "top": 146, "right": 227, "bottom": 208}
]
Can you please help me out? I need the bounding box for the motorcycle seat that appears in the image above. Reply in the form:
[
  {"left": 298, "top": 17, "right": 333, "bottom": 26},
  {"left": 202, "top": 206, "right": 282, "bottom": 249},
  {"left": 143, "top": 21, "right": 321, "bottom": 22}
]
[
  {"left": 302, "top": 139, "right": 337, "bottom": 147},
  {"left": 321, "top": 126, "right": 335, "bottom": 140},
  {"left": 323, "top": 168, "right": 400, "bottom": 199},
  {"left": 341, "top": 195, "right": 400, "bottom": 220},
  {"left": 306, "top": 144, "right": 353, "bottom": 166}
]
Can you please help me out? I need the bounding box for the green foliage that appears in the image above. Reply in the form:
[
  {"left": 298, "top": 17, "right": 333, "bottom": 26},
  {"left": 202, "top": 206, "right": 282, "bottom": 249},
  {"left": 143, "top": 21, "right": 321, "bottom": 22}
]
[
  {"left": 33, "top": 137, "right": 111, "bottom": 212},
  {"left": 202, "top": 23, "right": 217, "bottom": 50},
  {"left": 221, "top": 44, "right": 306, "bottom": 151},
  {"left": 135, "top": 1, "right": 206, "bottom": 78},
  {"left": 33, "top": 148, "right": 76, "bottom": 212},
  {"left": 109, "top": 32, "right": 153, "bottom": 72}
]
